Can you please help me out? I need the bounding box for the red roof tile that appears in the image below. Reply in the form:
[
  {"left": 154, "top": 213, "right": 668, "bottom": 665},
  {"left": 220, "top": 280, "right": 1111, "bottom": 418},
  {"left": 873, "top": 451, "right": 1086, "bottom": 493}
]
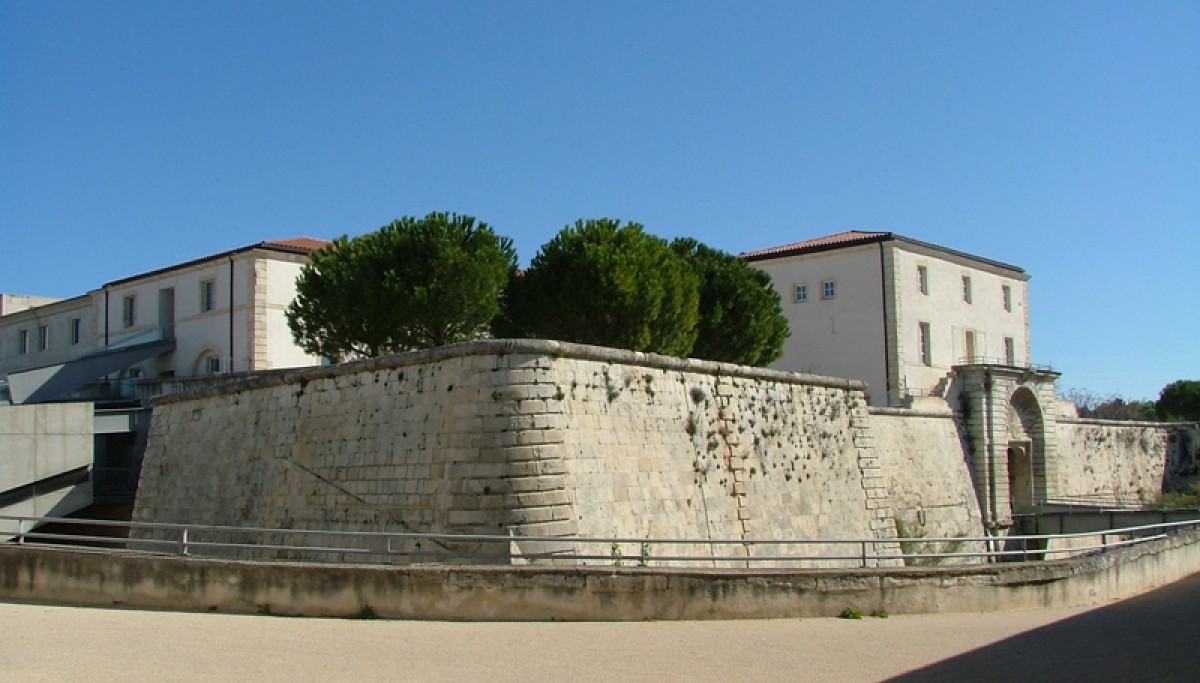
[
  {"left": 262, "top": 237, "right": 331, "bottom": 253},
  {"left": 739, "top": 231, "right": 892, "bottom": 261}
]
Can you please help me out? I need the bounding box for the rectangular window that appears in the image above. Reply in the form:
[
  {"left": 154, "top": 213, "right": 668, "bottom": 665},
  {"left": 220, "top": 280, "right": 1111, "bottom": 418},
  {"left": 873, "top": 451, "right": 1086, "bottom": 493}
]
[
  {"left": 822, "top": 280, "right": 836, "bottom": 300},
  {"left": 70, "top": 318, "right": 81, "bottom": 345},
  {"left": 918, "top": 322, "right": 931, "bottom": 366},
  {"left": 205, "top": 356, "right": 221, "bottom": 374},
  {"left": 1002, "top": 284, "right": 1012, "bottom": 312},
  {"left": 17, "top": 329, "right": 28, "bottom": 355},
  {"left": 37, "top": 325, "right": 48, "bottom": 351},
  {"left": 965, "top": 330, "right": 977, "bottom": 362},
  {"left": 794, "top": 284, "right": 807, "bottom": 303},
  {"left": 917, "top": 265, "right": 928, "bottom": 295},
  {"left": 1004, "top": 336, "right": 1016, "bottom": 365},
  {"left": 122, "top": 295, "right": 136, "bottom": 328},
  {"left": 200, "top": 280, "right": 216, "bottom": 312},
  {"left": 962, "top": 276, "right": 972, "bottom": 304}
]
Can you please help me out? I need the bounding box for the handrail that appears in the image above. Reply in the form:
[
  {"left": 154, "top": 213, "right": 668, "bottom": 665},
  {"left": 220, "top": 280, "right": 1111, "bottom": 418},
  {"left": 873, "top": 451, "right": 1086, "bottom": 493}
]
[{"left": 3, "top": 514, "right": 1195, "bottom": 568}]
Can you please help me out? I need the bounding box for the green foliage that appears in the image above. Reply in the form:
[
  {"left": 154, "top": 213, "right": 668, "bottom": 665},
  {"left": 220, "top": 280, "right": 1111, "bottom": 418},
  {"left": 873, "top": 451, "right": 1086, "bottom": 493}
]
[
  {"left": 499, "top": 219, "right": 699, "bottom": 356},
  {"left": 893, "top": 518, "right": 967, "bottom": 567},
  {"left": 839, "top": 606, "right": 863, "bottom": 620},
  {"left": 1158, "top": 483, "right": 1200, "bottom": 508},
  {"left": 670, "top": 238, "right": 789, "bottom": 367},
  {"left": 871, "top": 608, "right": 889, "bottom": 619},
  {"left": 1156, "top": 380, "right": 1200, "bottom": 422},
  {"left": 286, "top": 212, "right": 517, "bottom": 360},
  {"left": 1059, "top": 387, "right": 1158, "bottom": 421}
]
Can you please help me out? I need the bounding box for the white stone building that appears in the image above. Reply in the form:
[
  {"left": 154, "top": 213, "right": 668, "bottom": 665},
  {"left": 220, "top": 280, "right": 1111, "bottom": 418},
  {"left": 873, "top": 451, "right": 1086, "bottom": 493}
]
[
  {"left": 0, "top": 238, "right": 328, "bottom": 404},
  {"left": 742, "top": 231, "right": 1034, "bottom": 407}
]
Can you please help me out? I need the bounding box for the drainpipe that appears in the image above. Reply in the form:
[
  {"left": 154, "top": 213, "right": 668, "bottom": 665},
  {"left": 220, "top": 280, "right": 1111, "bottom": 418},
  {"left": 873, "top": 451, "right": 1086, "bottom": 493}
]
[
  {"left": 228, "top": 255, "right": 235, "bottom": 372},
  {"left": 104, "top": 287, "right": 110, "bottom": 347},
  {"left": 878, "top": 243, "right": 893, "bottom": 405}
]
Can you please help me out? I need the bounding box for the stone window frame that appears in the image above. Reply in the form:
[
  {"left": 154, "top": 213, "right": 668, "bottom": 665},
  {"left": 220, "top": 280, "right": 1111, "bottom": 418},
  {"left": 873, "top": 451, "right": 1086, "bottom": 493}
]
[
  {"left": 821, "top": 279, "right": 836, "bottom": 300},
  {"left": 122, "top": 294, "right": 137, "bottom": 328},
  {"left": 200, "top": 279, "right": 217, "bottom": 313},
  {"left": 918, "top": 321, "right": 932, "bottom": 366}
]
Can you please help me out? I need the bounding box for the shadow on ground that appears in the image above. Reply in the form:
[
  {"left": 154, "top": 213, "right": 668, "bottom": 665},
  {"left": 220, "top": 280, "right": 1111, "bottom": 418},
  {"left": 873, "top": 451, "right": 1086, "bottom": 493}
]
[{"left": 882, "top": 572, "right": 1200, "bottom": 683}]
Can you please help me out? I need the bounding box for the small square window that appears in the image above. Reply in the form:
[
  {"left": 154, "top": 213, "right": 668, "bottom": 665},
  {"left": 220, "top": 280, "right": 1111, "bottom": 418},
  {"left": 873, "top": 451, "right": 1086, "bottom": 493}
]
[
  {"left": 200, "top": 280, "right": 217, "bottom": 313},
  {"left": 37, "top": 325, "right": 48, "bottom": 351},
  {"left": 122, "top": 295, "right": 137, "bottom": 328},
  {"left": 794, "top": 284, "right": 808, "bottom": 303},
  {"left": 962, "top": 276, "right": 972, "bottom": 304},
  {"left": 1002, "top": 285, "right": 1012, "bottom": 312},
  {"left": 822, "top": 280, "right": 836, "bottom": 300},
  {"left": 70, "top": 318, "right": 81, "bottom": 345},
  {"left": 917, "top": 265, "right": 928, "bottom": 295}
]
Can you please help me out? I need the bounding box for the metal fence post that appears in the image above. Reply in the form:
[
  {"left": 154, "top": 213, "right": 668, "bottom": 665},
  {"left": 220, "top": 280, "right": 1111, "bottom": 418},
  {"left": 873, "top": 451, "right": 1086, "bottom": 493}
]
[
  {"left": 179, "top": 527, "right": 190, "bottom": 556},
  {"left": 16, "top": 519, "right": 25, "bottom": 544},
  {"left": 860, "top": 541, "right": 867, "bottom": 568}
]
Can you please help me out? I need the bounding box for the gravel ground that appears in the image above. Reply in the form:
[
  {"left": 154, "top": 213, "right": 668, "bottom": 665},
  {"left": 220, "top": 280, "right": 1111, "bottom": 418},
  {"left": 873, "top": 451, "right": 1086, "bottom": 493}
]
[
  {"left": 6, "top": 571, "right": 1200, "bottom": 683},
  {"left": 0, "top": 601, "right": 1091, "bottom": 682}
]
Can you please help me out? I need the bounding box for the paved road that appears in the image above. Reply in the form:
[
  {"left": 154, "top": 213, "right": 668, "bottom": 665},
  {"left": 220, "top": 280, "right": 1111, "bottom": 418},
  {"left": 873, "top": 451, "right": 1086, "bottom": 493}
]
[{"left": 3, "top": 574, "right": 1199, "bottom": 682}]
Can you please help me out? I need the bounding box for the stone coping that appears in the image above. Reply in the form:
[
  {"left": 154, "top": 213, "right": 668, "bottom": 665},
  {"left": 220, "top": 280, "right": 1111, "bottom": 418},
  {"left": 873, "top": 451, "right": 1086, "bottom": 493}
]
[
  {"left": 150, "top": 338, "right": 867, "bottom": 406},
  {"left": 869, "top": 406, "right": 957, "bottom": 419},
  {"left": 1059, "top": 417, "right": 1196, "bottom": 429}
]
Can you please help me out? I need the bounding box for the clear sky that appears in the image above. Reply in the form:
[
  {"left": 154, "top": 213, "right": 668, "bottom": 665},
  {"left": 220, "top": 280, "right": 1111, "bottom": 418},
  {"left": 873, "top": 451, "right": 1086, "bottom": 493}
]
[{"left": 2, "top": 1, "right": 1196, "bottom": 400}]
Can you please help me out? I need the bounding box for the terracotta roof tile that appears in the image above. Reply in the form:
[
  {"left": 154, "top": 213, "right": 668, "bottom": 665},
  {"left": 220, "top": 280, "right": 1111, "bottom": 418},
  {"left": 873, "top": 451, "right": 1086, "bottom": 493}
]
[
  {"left": 739, "top": 230, "right": 892, "bottom": 261},
  {"left": 262, "top": 237, "right": 331, "bottom": 253}
]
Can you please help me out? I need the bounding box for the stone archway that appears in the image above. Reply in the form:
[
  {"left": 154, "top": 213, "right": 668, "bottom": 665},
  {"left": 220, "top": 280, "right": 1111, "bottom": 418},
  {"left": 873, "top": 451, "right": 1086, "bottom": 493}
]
[{"left": 1006, "top": 387, "right": 1045, "bottom": 513}]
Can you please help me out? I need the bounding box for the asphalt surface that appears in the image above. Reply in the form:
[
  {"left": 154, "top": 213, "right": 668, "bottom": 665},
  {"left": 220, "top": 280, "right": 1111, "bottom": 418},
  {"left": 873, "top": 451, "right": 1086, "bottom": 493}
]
[{"left": 2, "top": 573, "right": 1198, "bottom": 682}]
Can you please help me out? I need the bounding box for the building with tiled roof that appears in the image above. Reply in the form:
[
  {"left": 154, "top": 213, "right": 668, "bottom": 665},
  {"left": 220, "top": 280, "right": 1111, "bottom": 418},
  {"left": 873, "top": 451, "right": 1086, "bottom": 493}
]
[
  {"left": 0, "top": 238, "right": 330, "bottom": 404},
  {"left": 741, "top": 231, "right": 1032, "bottom": 407}
]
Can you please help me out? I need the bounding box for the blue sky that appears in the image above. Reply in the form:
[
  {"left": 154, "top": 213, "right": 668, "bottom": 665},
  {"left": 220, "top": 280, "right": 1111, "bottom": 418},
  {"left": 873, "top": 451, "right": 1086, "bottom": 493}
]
[{"left": 2, "top": 1, "right": 1196, "bottom": 400}]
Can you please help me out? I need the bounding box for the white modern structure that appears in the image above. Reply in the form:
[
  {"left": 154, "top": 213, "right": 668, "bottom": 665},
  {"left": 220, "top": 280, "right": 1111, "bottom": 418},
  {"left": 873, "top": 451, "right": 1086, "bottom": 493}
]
[
  {"left": 0, "top": 238, "right": 328, "bottom": 404},
  {"left": 743, "top": 231, "right": 1034, "bottom": 407}
]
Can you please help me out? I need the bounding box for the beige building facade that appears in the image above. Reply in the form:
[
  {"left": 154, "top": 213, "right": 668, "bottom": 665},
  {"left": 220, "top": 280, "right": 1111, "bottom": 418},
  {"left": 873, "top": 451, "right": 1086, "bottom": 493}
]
[
  {"left": 743, "top": 231, "right": 1033, "bottom": 408},
  {"left": 0, "top": 238, "right": 327, "bottom": 404}
]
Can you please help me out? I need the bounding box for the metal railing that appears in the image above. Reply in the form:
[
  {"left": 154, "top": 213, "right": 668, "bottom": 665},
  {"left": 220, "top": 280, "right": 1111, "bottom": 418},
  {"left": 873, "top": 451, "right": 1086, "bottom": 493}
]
[
  {"left": 4, "top": 515, "right": 1196, "bottom": 568},
  {"left": 953, "top": 356, "right": 1056, "bottom": 373}
]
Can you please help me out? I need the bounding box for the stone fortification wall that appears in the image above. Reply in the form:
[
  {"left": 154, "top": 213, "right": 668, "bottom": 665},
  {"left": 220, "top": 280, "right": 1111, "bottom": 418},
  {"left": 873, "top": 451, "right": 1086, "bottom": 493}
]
[
  {"left": 1054, "top": 418, "right": 1192, "bottom": 505},
  {"left": 868, "top": 407, "right": 986, "bottom": 563},
  {"left": 132, "top": 340, "right": 900, "bottom": 566}
]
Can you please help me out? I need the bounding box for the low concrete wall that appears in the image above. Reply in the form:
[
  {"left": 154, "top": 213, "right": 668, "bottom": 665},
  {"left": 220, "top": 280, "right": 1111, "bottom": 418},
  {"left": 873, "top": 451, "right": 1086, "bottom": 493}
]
[{"left": 3, "top": 529, "right": 1198, "bottom": 620}]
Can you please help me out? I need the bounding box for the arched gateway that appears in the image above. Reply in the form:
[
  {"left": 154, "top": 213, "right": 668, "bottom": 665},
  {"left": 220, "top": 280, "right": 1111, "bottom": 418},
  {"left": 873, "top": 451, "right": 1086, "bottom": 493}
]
[{"left": 954, "top": 364, "right": 1060, "bottom": 530}]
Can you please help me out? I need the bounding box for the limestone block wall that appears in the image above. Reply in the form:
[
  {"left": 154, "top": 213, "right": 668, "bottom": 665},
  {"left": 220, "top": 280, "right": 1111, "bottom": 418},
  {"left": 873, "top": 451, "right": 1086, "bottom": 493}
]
[
  {"left": 869, "top": 407, "right": 987, "bottom": 563},
  {"left": 131, "top": 340, "right": 901, "bottom": 567},
  {"left": 547, "top": 356, "right": 896, "bottom": 566},
  {"left": 1054, "top": 419, "right": 1188, "bottom": 505}
]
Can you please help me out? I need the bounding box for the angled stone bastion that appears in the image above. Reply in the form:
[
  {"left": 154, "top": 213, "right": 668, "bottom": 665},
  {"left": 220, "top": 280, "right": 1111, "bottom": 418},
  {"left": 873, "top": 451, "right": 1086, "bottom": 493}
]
[
  {"left": 130, "top": 339, "right": 1195, "bottom": 567},
  {"left": 130, "top": 340, "right": 904, "bottom": 566}
]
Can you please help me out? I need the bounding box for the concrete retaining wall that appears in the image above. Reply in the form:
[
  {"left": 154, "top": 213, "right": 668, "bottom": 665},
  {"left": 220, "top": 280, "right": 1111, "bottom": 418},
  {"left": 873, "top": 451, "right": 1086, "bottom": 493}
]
[{"left": 4, "top": 529, "right": 1199, "bottom": 621}]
